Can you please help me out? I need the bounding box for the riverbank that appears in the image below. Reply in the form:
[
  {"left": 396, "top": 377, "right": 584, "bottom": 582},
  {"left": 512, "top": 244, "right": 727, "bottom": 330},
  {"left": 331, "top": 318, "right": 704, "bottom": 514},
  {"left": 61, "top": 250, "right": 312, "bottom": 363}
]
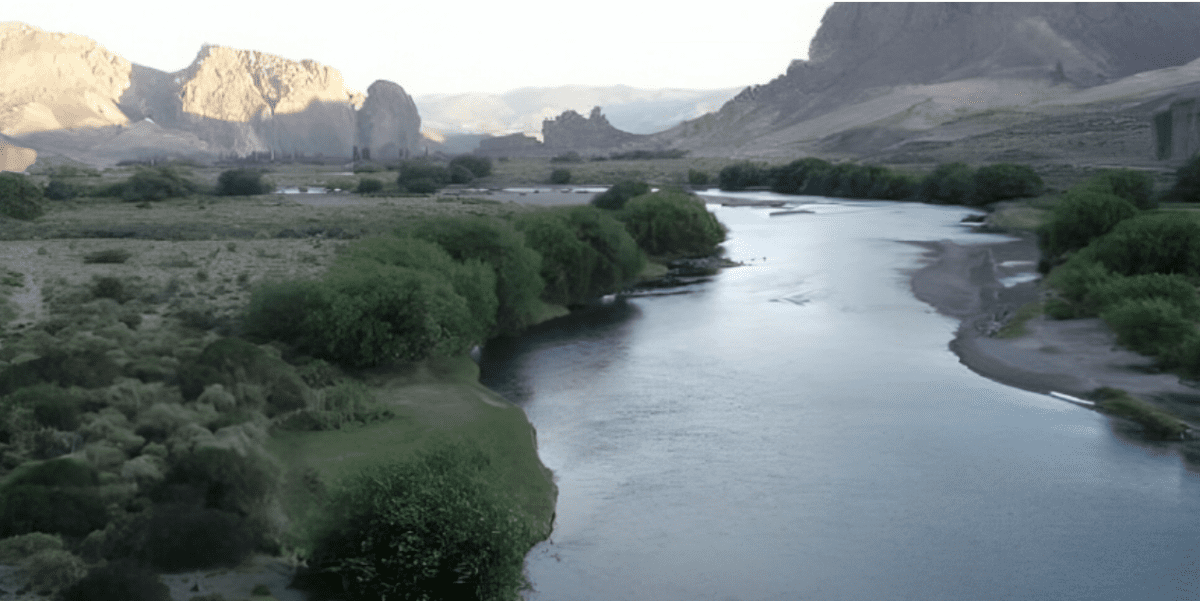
[{"left": 908, "top": 230, "right": 1200, "bottom": 455}]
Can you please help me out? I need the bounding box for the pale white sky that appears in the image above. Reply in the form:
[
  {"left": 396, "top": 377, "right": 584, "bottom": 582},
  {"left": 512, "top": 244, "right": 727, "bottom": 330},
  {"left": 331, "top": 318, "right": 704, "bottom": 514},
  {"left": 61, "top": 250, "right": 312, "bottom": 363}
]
[{"left": 7, "top": 0, "right": 834, "bottom": 96}]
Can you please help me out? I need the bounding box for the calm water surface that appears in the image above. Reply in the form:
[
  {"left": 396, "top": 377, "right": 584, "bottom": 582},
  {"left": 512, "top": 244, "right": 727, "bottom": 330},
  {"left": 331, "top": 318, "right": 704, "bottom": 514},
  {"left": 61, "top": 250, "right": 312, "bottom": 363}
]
[{"left": 479, "top": 197, "right": 1200, "bottom": 601}]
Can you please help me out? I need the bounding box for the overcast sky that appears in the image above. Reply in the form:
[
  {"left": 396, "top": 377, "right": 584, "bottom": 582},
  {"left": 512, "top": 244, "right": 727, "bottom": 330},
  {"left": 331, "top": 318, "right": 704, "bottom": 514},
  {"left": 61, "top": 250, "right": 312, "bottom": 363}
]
[{"left": 8, "top": 0, "right": 834, "bottom": 96}]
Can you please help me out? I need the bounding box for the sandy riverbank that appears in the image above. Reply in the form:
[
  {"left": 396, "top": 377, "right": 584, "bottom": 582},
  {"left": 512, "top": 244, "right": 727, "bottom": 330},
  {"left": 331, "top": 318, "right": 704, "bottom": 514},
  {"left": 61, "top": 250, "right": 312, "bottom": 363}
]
[{"left": 908, "top": 231, "right": 1200, "bottom": 427}]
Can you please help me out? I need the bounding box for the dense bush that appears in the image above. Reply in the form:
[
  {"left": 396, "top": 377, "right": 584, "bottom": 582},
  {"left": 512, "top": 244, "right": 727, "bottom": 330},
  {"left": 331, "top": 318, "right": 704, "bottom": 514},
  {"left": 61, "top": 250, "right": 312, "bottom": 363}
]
[
  {"left": 61, "top": 559, "right": 170, "bottom": 601},
  {"left": 516, "top": 206, "right": 645, "bottom": 306},
  {"left": 591, "top": 180, "right": 650, "bottom": 210},
  {"left": 113, "top": 167, "right": 198, "bottom": 202},
  {"left": 83, "top": 248, "right": 132, "bottom": 264},
  {"left": 450, "top": 155, "right": 493, "bottom": 178},
  {"left": 174, "top": 337, "right": 310, "bottom": 412},
  {"left": 916, "top": 162, "right": 975, "bottom": 205},
  {"left": 340, "top": 236, "right": 498, "bottom": 337},
  {"left": 1038, "top": 188, "right": 1138, "bottom": 259},
  {"left": 0, "top": 532, "right": 64, "bottom": 562},
  {"left": 245, "top": 266, "right": 479, "bottom": 368},
  {"left": 718, "top": 162, "right": 766, "bottom": 191},
  {"left": 154, "top": 446, "right": 277, "bottom": 516},
  {"left": 309, "top": 442, "right": 537, "bottom": 601},
  {"left": 23, "top": 548, "right": 87, "bottom": 591},
  {"left": 1090, "top": 273, "right": 1200, "bottom": 319},
  {"left": 1092, "top": 169, "right": 1156, "bottom": 210},
  {"left": 0, "top": 350, "right": 121, "bottom": 395},
  {"left": 1167, "top": 152, "right": 1200, "bottom": 203},
  {"left": 618, "top": 190, "right": 725, "bottom": 257},
  {"left": 550, "top": 151, "right": 582, "bottom": 163},
  {"left": 687, "top": 169, "right": 710, "bottom": 186},
  {"left": 972, "top": 163, "right": 1044, "bottom": 205},
  {"left": 217, "top": 169, "right": 272, "bottom": 196},
  {"left": 137, "top": 504, "right": 257, "bottom": 571},
  {"left": 449, "top": 164, "right": 475, "bottom": 184},
  {"left": 44, "top": 178, "right": 85, "bottom": 201},
  {"left": 549, "top": 168, "right": 572, "bottom": 184},
  {"left": 409, "top": 217, "right": 544, "bottom": 334},
  {"left": 355, "top": 178, "right": 383, "bottom": 193},
  {"left": 0, "top": 172, "right": 45, "bottom": 219},
  {"left": 1087, "top": 213, "right": 1200, "bottom": 276},
  {"left": 0, "top": 459, "right": 107, "bottom": 537},
  {"left": 397, "top": 160, "right": 450, "bottom": 193},
  {"left": 1100, "top": 297, "right": 1194, "bottom": 357}
]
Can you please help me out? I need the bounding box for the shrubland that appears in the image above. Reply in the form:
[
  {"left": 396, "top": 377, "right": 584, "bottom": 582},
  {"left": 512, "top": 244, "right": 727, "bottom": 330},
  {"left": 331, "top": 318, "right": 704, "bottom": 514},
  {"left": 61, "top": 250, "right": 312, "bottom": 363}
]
[{"left": 0, "top": 159, "right": 730, "bottom": 599}]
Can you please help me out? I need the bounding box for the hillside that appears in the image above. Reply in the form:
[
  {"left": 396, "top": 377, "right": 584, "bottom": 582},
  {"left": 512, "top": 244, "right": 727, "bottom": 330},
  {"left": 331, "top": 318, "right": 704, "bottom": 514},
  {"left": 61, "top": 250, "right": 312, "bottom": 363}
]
[
  {"left": 655, "top": 2, "right": 1200, "bottom": 168},
  {"left": 0, "top": 22, "right": 421, "bottom": 167}
]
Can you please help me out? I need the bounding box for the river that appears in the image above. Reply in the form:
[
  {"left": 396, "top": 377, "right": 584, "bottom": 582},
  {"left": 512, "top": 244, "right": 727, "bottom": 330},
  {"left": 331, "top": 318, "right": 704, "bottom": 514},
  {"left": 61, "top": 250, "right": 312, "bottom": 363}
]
[{"left": 478, "top": 196, "right": 1200, "bottom": 601}]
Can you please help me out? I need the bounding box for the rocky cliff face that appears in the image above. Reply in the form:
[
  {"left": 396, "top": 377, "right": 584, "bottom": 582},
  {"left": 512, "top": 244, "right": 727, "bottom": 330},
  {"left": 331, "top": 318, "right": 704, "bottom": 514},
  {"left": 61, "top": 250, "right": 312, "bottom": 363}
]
[
  {"left": 660, "top": 2, "right": 1200, "bottom": 163},
  {"left": 0, "top": 22, "right": 422, "bottom": 167}
]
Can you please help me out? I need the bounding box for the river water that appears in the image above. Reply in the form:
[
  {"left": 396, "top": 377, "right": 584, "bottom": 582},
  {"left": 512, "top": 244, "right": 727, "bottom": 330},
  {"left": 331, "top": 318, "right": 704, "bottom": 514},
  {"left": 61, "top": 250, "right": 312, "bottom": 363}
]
[{"left": 478, "top": 196, "right": 1200, "bottom": 601}]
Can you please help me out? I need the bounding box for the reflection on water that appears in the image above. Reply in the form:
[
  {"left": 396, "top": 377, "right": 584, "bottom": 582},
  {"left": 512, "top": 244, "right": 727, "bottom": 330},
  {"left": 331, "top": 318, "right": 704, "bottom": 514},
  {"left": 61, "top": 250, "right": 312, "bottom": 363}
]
[{"left": 480, "top": 196, "right": 1200, "bottom": 601}]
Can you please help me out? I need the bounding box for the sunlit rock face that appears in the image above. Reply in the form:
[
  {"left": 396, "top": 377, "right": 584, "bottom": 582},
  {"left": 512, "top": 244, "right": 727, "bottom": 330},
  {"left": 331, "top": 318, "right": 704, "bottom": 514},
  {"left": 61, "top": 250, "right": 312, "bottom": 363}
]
[
  {"left": 0, "top": 22, "right": 132, "bottom": 137},
  {"left": 356, "top": 80, "right": 421, "bottom": 161},
  {"left": 0, "top": 23, "right": 422, "bottom": 165}
]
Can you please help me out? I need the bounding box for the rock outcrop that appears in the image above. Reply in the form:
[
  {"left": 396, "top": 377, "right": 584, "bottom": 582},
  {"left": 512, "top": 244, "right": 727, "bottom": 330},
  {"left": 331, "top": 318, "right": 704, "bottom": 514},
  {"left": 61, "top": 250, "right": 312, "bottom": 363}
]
[
  {"left": 543, "top": 107, "right": 645, "bottom": 150},
  {"left": 357, "top": 80, "right": 421, "bottom": 161},
  {"left": 0, "top": 22, "right": 422, "bottom": 167}
]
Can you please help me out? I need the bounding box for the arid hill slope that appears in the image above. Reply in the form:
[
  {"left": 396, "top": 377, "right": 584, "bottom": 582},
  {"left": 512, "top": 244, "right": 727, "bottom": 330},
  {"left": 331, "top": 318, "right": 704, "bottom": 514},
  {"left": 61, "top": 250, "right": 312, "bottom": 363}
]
[
  {"left": 656, "top": 2, "right": 1200, "bottom": 167},
  {"left": 0, "top": 22, "right": 422, "bottom": 167}
]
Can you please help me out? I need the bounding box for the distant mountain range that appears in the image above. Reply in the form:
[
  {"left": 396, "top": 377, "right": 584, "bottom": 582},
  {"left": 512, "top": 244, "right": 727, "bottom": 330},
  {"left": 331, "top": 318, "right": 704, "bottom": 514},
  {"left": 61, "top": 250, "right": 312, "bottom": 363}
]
[{"left": 415, "top": 86, "right": 741, "bottom": 139}]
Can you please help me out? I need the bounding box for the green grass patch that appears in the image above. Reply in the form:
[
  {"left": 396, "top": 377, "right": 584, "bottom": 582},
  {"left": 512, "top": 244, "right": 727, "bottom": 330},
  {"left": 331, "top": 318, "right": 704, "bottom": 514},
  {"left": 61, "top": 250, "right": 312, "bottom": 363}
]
[
  {"left": 267, "top": 356, "right": 556, "bottom": 554},
  {"left": 994, "top": 300, "right": 1043, "bottom": 339},
  {"left": 1089, "top": 387, "right": 1190, "bottom": 440}
]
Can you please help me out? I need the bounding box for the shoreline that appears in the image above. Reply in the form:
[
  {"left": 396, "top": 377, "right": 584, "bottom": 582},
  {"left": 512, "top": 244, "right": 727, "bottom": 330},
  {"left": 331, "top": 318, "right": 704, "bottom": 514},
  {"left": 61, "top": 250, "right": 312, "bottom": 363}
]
[{"left": 908, "top": 230, "right": 1200, "bottom": 435}]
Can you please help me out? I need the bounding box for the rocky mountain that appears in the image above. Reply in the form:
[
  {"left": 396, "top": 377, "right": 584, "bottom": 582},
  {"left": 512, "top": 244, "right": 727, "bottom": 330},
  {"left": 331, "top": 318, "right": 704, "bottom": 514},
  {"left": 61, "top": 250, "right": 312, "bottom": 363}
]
[
  {"left": 476, "top": 106, "right": 656, "bottom": 157},
  {"left": 415, "top": 85, "right": 740, "bottom": 140},
  {"left": 657, "top": 2, "right": 1200, "bottom": 166},
  {"left": 0, "top": 22, "right": 422, "bottom": 168}
]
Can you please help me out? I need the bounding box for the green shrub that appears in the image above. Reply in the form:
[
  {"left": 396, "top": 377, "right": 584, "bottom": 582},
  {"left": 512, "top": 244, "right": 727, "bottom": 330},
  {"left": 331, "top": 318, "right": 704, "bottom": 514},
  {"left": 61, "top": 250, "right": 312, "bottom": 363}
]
[
  {"left": 44, "top": 178, "right": 85, "bottom": 201},
  {"left": 1167, "top": 152, "right": 1200, "bottom": 203},
  {"left": 397, "top": 160, "right": 450, "bottom": 193},
  {"left": 449, "top": 164, "right": 475, "bottom": 184},
  {"left": 549, "top": 168, "right": 572, "bottom": 184},
  {"left": 119, "top": 167, "right": 198, "bottom": 201},
  {"left": 917, "top": 162, "right": 975, "bottom": 205},
  {"left": 0, "top": 352, "right": 120, "bottom": 394},
  {"left": 618, "top": 190, "right": 725, "bottom": 257},
  {"left": 154, "top": 446, "right": 277, "bottom": 515},
  {"left": 177, "top": 338, "right": 310, "bottom": 413},
  {"left": 342, "top": 235, "right": 498, "bottom": 337},
  {"left": 1088, "top": 213, "right": 1200, "bottom": 276},
  {"left": 92, "top": 275, "right": 129, "bottom": 302},
  {"left": 309, "top": 442, "right": 537, "bottom": 601},
  {"left": 355, "top": 178, "right": 383, "bottom": 193},
  {"left": 30, "top": 386, "right": 83, "bottom": 430},
  {"left": 1090, "top": 273, "right": 1200, "bottom": 319},
  {"left": 1092, "top": 169, "right": 1156, "bottom": 210},
  {"left": 687, "top": 169, "right": 710, "bottom": 186},
  {"left": 972, "top": 163, "right": 1044, "bottom": 205},
  {"left": 0, "top": 476, "right": 107, "bottom": 537},
  {"left": 217, "top": 169, "right": 272, "bottom": 196},
  {"left": 62, "top": 559, "right": 170, "bottom": 601},
  {"left": 516, "top": 206, "right": 645, "bottom": 306},
  {"left": 24, "top": 548, "right": 87, "bottom": 591},
  {"left": 0, "top": 172, "right": 45, "bottom": 219},
  {"left": 719, "top": 162, "right": 766, "bottom": 191},
  {"left": 1089, "top": 387, "right": 1189, "bottom": 440},
  {"left": 450, "top": 155, "right": 493, "bottom": 178},
  {"left": 251, "top": 584, "right": 271, "bottom": 596},
  {"left": 137, "top": 504, "right": 257, "bottom": 571},
  {"left": 83, "top": 248, "right": 132, "bottom": 264},
  {"left": 591, "top": 180, "right": 650, "bottom": 211},
  {"left": 0, "top": 532, "right": 63, "bottom": 563},
  {"left": 550, "top": 151, "right": 582, "bottom": 163},
  {"left": 408, "top": 217, "right": 544, "bottom": 335},
  {"left": 1038, "top": 188, "right": 1138, "bottom": 259},
  {"left": 1100, "top": 297, "right": 1194, "bottom": 357}
]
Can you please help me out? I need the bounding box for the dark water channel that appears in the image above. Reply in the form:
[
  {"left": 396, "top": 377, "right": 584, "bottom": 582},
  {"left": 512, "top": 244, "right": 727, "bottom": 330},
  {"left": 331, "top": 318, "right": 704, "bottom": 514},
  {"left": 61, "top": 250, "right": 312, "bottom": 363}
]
[{"left": 479, "top": 197, "right": 1200, "bottom": 601}]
